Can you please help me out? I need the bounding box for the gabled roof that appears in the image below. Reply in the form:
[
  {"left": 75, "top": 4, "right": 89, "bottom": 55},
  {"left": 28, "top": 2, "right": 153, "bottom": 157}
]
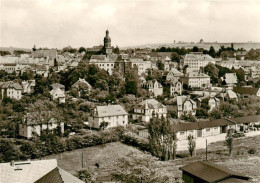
[
  {"left": 177, "top": 96, "right": 196, "bottom": 106},
  {"left": 72, "top": 78, "right": 92, "bottom": 89},
  {"left": 51, "top": 83, "right": 65, "bottom": 89},
  {"left": 35, "top": 167, "right": 84, "bottom": 183},
  {"left": 186, "top": 72, "right": 210, "bottom": 78},
  {"left": 233, "top": 87, "right": 259, "bottom": 95},
  {"left": 135, "top": 99, "right": 165, "bottom": 109},
  {"left": 180, "top": 161, "right": 249, "bottom": 183},
  {"left": 230, "top": 115, "right": 260, "bottom": 124},
  {"left": 95, "top": 105, "right": 128, "bottom": 117},
  {"left": 0, "top": 81, "right": 22, "bottom": 90}
]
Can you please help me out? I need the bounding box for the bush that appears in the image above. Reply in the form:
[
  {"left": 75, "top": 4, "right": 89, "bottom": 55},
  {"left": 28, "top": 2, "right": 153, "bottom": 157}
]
[
  {"left": 248, "top": 148, "right": 256, "bottom": 154},
  {"left": 121, "top": 132, "right": 150, "bottom": 151},
  {"left": 232, "top": 132, "right": 245, "bottom": 138}
]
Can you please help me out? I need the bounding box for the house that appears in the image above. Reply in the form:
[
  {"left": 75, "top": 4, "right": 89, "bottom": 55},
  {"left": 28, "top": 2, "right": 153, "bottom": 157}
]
[
  {"left": 180, "top": 161, "right": 250, "bottom": 183},
  {"left": 89, "top": 105, "right": 128, "bottom": 129},
  {"left": 166, "top": 68, "right": 183, "bottom": 82},
  {"left": 170, "top": 81, "right": 183, "bottom": 96},
  {"left": 71, "top": 78, "right": 92, "bottom": 97},
  {"left": 233, "top": 86, "right": 260, "bottom": 97},
  {"left": 142, "top": 80, "right": 163, "bottom": 97},
  {"left": 220, "top": 50, "right": 235, "bottom": 60},
  {"left": 19, "top": 112, "right": 64, "bottom": 139},
  {"left": 21, "top": 80, "right": 36, "bottom": 94},
  {"left": 184, "top": 53, "right": 215, "bottom": 73},
  {"left": 50, "top": 83, "right": 65, "bottom": 103},
  {"left": 181, "top": 72, "right": 211, "bottom": 89},
  {"left": 196, "top": 96, "right": 220, "bottom": 112},
  {"left": 0, "top": 81, "right": 22, "bottom": 100},
  {"left": 129, "top": 58, "right": 152, "bottom": 75},
  {"left": 0, "top": 159, "right": 83, "bottom": 183},
  {"left": 225, "top": 88, "right": 238, "bottom": 101},
  {"left": 222, "top": 73, "right": 237, "bottom": 86},
  {"left": 132, "top": 99, "right": 167, "bottom": 122},
  {"left": 236, "top": 50, "right": 247, "bottom": 60},
  {"left": 230, "top": 115, "right": 260, "bottom": 132},
  {"left": 89, "top": 55, "right": 117, "bottom": 75},
  {"left": 177, "top": 96, "right": 197, "bottom": 117},
  {"left": 34, "top": 65, "right": 49, "bottom": 77}
]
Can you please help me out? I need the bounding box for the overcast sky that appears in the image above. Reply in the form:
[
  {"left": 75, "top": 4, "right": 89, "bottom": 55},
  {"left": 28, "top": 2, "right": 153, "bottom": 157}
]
[{"left": 1, "top": 0, "right": 260, "bottom": 49}]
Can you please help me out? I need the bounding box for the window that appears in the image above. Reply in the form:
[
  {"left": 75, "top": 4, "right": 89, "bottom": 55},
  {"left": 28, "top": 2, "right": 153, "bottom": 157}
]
[
  {"left": 206, "top": 128, "right": 210, "bottom": 132},
  {"left": 180, "top": 132, "right": 185, "bottom": 136}
]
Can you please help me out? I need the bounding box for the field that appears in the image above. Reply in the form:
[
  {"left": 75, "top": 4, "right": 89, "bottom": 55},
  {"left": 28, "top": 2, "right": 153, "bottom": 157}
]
[{"left": 42, "top": 135, "right": 260, "bottom": 182}]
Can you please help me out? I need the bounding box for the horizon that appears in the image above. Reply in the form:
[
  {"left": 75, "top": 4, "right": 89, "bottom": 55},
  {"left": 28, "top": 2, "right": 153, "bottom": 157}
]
[{"left": 1, "top": 0, "right": 260, "bottom": 49}]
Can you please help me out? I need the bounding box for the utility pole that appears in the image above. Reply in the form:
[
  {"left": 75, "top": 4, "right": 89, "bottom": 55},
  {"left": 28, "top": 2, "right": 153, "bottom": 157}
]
[{"left": 206, "top": 139, "right": 208, "bottom": 160}]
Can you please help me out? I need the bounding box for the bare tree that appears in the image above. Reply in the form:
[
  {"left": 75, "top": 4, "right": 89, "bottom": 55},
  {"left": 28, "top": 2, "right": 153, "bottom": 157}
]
[
  {"left": 225, "top": 128, "right": 234, "bottom": 157},
  {"left": 188, "top": 134, "right": 196, "bottom": 157}
]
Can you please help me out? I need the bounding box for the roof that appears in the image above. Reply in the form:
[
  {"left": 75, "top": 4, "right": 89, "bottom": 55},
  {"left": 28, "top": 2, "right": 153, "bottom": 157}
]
[
  {"left": 233, "top": 87, "right": 259, "bottom": 95},
  {"left": 72, "top": 78, "right": 92, "bottom": 89},
  {"left": 185, "top": 72, "right": 210, "bottom": 78},
  {"left": 224, "top": 73, "right": 237, "bottom": 84},
  {"left": 173, "top": 118, "right": 233, "bottom": 132},
  {"left": 185, "top": 53, "right": 215, "bottom": 61},
  {"left": 180, "top": 161, "right": 249, "bottom": 182},
  {"left": 0, "top": 159, "right": 57, "bottom": 183},
  {"left": 177, "top": 96, "right": 196, "bottom": 106},
  {"left": 51, "top": 83, "right": 65, "bottom": 89},
  {"left": 35, "top": 167, "right": 84, "bottom": 183},
  {"left": 95, "top": 105, "right": 128, "bottom": 117},
  {"left": 135, "top": 99, "right": 165, "bottom": 110},
  {"left": 230, "top": 115, "right": 260, "bottom": 124},
  {"left": 226, "top": 89, "right": 238, "bottom": 99},
  {"left": 0, "top": 81, "right": 22, "bottom": 90}
]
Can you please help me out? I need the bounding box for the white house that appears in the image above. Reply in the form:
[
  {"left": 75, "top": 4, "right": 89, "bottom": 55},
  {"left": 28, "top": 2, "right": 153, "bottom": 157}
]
[
  {"left": 71, "top": 78, "right": 92, "bottom": 97},
  {"left": 129, "top": 58, "right": 152, "bottom": 75},
  {"left": 166, "top": 68, "right": 183, "bottom": 82},
  {"left": 181, "top": 72, "right": 211, "bottom": 89},
  {"left": 0, "top": 81, "right": 22, "bottom": 100},
  {"left": 170, "top": 81, "right": 183, "bottom": 96},
  {"left": 177, "top": 96, "right": 197, "bottom": 117},
  {"left": 50, "top": 83, "right": 65, "bottom": 103},
  {"left": 132, "top": 99, "right": 167, "bottom": 122},
  {"left": 184, "top": 52, "right": 215, "bottom": 73},
  {"left": 222, "top": 73, "right": 238, "bottom": 86},
  {"left": 89, "top": 55, "right": 118, "bottom": 75},
  {"left": 142, "top": 80, "right": 163, "bottom": 97},
  {"left": 21, "top": 80, "right": 36, "bottom": 94},
  {"left": 88, "top": 105, "right": 128, "bottom": 129},
  {"left": 19, "top": 112, "right": 64, "bottom": 139}
]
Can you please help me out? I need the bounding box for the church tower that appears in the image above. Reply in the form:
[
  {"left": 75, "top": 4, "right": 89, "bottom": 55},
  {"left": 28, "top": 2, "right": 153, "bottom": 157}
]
[{"left": 104, "top": 29, "right": 112, "bottom": 56}]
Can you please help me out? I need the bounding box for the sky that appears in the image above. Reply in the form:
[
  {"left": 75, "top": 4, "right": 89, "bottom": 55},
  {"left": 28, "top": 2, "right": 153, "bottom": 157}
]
[{"left": 1, "top": 0, "right": 260, "bottom": 49}]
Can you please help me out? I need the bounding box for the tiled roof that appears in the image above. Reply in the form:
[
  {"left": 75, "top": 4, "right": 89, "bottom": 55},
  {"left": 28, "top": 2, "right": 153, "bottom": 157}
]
[
  {"left": 0, "top": 81, "right": 22, "bottom": 90},
  {"left": 135, "top": 99, "right": 165, "bottom": 109},
  {"left": 51, "top": 83, "right": 65, "bottom": 89},
  {"left": 35, "top": 167, "right": 84, "bottom": 183},
  {"left": 233, "top": 87, "right": 259, "bottom": 95},
  {"left": 180, "top": 161, "right": 249, "bottom": 182},
  {"left": 95, "top": 105, "right": 128, "bottom": 117},
  {"left": 177, "top": 96, "right": 196, "bottom": 106},
  {"left": 230, "top": 115, "right": 260, "bottom": 124},
  {"left": 186, "top": 72, "right": 210, "bottom": 78}
]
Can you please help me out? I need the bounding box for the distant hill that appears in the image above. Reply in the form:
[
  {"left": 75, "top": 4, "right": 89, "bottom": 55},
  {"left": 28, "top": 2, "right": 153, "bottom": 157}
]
[
  {"left": 121, "top": 42, "right": 260, "bottom": 51},
  {"left": 0, "top": 47, "right": 31, "bottom": 54}
]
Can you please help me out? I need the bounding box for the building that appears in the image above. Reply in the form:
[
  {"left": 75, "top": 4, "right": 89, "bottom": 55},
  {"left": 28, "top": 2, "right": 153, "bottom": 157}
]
[
  {"left": 177, "top": 96, "right": 197, "bottom": 117},
  {"left": 0, "top": 81, "right": 22, "bottom": 100},
  {"left": 166, "top": 68, "right": 183, "bottom": 82},
  {"left": 132, "top": 99, "right": 167, "bottom": 122},
  {"left": 222, "top": 73, "right": 237, "bottom": 86},
  {"left": 104, "top": 29, "right": 112, "bottom": 56},
  {"left": 170, "top": 81, "right": 183, "bottom": 96},
  {"left": 180, "top": 161, "right": 250, "bottom": 183},
  {"left": 129, "top": 58, "right": 152, "bottom": 75},
  {"left": 196, "top": 96, "right": 220, "bottom": 112},
  {"left": 31, "top": 46, "right": 57, "bottom": 67},
  {"left": 19, "top": 112, "right": 64, "bottom": 139},
  {"left": 50, "top": 83, "right": 65, "bottom": 103},
  {"left": 183, "top": 53, "right": 215, "bottom": 73},
  {"left": 142, "top": 80, "right": 163, "bottom": 97},
  {"left": 89, "top": 55, "right": 117, "bottom": 75},
  {"left": 71, "top": 78, "right": 92, "bottom": 97},
  {"left": 181, "top": 72, "right": 211, "bottom": 89},
  {"left": 21, "top": 80, "right": 35, "bottom": 94},
  {"left": 0, "top": 159, "right": 83, "bottom": 183},
  {"left": 233, "top": 86, "right": 260, "bottom": 97},
  {"left": 89, "top": 105, "right": 128, "bottom": 129}
]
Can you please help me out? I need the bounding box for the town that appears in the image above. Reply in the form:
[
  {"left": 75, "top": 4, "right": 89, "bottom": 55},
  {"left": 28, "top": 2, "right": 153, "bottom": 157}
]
[{"left": 1, "top": 0, "right": 260, "bottom": 182}]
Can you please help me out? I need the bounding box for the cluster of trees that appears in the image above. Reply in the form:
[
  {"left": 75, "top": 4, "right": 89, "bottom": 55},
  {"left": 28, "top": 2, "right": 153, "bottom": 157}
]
[
  {"left": 0, "top": 127, "right": 124, "bottom": 163},
  {"left": 0, "top": 51, "right": 11, "bottom": 56}
]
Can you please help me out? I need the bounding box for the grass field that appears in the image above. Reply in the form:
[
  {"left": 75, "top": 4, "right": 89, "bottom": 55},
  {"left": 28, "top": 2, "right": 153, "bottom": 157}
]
[{"left": 42, "top": 135, "right": 260, "bottom": 182}]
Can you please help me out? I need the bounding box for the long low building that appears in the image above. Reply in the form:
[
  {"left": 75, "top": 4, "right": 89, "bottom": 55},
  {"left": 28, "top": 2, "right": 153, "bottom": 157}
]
[{"left": 138, "top": 115, "right": 260, "bottom": 140}]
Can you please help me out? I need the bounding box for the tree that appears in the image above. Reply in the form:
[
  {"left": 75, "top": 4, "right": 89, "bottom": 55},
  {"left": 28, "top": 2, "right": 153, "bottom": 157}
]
[
  {"left": 171, "top": 52, "right": 180, "bottom": 63},
  {"left": 187, "top": 135, "right": 196, "bottom": 157},
  {"left": 225, "top": 128, "right": 234, "bottom": 157},
  {"left": 192, "top": 46, "right": 199, "bottom": 52},
  {"left": 148, "top": 116, "right": 177, "bottom": 161},
  {"left": 113, "top": 152, "right": 169, "bottom": 183},
  {"left": 157, "top": 60, "right": 164, "bottom": 70},
  {"left": 100, "top": 121, "right": 109, "bottom": 130},
  {"left": 204, "top": 63, "right": 219, "bottom": 84},
  {"left": 209, "top": 46, "right": 216, "bottom": 58},
  {"left": 195, "top": 108, "right": 208, "bottom": 119},
  {"left": 78, "top": 47, "right": 86, "bottom": 53},
  {"left": 113, "top": 46, "right": 120, "bottom": 54},
  {"left": 180, "top": 112, "right": 197, "bottom": 122}
]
